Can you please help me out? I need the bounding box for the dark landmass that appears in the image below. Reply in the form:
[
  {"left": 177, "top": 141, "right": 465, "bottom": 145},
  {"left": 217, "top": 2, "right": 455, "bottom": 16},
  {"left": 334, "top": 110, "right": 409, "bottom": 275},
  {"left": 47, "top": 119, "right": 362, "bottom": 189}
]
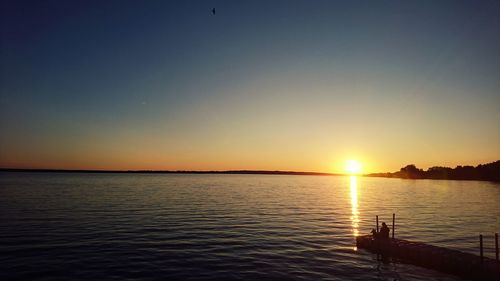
[
  {"left": 0, "top": 168, "right": 339, "bottom": 177},
  {"left": 368, "top": 160, "right": 500, "bottom": 182},
  {"left": 3, "top": 161, "right": 499, "bottom": 181}
]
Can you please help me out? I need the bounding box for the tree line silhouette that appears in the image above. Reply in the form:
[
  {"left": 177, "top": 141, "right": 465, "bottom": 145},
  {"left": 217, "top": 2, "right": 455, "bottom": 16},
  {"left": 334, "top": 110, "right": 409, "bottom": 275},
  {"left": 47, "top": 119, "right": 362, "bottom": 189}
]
[{"left": 369, "top": 160, "right": 500, "bottom": 182}]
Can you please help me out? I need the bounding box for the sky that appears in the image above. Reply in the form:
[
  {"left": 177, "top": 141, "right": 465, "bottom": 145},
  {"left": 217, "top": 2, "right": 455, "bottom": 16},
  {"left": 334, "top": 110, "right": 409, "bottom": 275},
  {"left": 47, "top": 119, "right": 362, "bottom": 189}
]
[{"left": 1, "top": 0, "right": 499, "bottom": 173}]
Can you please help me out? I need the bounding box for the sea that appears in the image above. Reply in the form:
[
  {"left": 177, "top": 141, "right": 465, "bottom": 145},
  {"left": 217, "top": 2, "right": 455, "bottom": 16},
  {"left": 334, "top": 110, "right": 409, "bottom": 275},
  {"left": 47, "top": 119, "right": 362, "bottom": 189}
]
[{"left": 1, "top": 172, "right": 499, "bottom": 280}]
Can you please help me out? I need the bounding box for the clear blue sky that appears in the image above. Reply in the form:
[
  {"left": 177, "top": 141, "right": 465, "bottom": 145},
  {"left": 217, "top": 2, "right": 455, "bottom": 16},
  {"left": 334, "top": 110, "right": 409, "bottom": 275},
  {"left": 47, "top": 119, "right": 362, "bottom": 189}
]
[{"left": 1, "top": 0, "right": 499, "bottom": 172}]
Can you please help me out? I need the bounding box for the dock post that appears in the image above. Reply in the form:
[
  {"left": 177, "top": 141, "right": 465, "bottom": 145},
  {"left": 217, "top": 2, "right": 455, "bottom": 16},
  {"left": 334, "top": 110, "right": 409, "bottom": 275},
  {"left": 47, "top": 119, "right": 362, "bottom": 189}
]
[
  {"left": 376, "top": 215, "right": 379, "bottom": 232},
  {"left": 496, "top": 233, "right": 498, "bottom": 261},
  {"left": 480, "top": 234, "right": 483, "bottom": 264},
  {"left": 392, "top": 213, "right": 395, "bottom": 239}
]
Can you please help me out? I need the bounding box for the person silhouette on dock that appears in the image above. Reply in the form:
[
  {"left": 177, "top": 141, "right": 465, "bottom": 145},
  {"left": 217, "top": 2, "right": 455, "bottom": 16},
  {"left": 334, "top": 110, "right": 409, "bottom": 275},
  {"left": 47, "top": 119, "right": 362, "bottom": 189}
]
[{"left": 379, "top": 222, "right": 390, "bottom": 239}]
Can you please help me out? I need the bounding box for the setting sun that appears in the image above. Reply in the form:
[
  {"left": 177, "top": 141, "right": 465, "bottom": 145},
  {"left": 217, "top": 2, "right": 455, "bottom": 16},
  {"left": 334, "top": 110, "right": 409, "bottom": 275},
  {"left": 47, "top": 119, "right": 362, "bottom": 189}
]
[{"left": 345, "top": 160, "right": 362, "bottom": 175}]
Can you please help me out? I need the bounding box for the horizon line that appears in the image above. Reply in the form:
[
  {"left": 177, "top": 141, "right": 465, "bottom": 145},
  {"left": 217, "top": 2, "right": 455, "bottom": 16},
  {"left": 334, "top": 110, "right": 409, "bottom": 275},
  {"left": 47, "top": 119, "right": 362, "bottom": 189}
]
[
  {"left": 0, "top": 167, "right": 351, "bottom": 176},
  {"left": 1, "top": 160, "right": 497, "bottom": 177}
]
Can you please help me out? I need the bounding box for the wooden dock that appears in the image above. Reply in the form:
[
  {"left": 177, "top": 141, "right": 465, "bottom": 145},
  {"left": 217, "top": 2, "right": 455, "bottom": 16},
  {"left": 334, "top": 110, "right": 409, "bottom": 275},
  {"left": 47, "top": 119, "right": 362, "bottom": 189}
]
[{"left": 356, "top": 235, "right": 500, "bottom": 280}]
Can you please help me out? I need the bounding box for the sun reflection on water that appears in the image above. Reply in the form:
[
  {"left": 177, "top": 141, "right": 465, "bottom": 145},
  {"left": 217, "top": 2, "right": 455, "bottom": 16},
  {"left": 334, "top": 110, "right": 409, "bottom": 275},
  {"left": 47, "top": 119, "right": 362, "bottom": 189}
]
[{"left": 349, "top": 176, "right": 360, "bottom": 245}]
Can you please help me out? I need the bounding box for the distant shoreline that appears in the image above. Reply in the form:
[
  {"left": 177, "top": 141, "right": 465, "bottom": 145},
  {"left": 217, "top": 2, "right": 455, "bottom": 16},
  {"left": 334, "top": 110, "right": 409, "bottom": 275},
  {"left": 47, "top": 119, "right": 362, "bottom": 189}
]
[
  {"left": 0, "top": 168, "right": 340, "bottom": 177},
  {"left": 367, "top": 160, "right": 500, "bottom": 182},
  {"left": 2, "top": 161, "right": 499, "bottom": 182}
]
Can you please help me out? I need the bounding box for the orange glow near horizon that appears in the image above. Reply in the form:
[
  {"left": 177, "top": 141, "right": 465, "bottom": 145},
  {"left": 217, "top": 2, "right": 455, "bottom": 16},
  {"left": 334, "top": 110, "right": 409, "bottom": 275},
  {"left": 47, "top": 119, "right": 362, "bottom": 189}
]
[{"left": 0, "top": 136, "right": 497, "bottom": 174}]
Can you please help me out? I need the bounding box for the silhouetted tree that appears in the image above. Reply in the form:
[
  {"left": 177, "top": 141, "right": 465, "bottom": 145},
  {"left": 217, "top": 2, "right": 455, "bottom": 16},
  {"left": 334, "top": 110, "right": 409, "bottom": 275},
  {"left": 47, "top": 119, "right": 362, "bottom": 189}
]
[
  {"left": 398, "top": 164, "right": 424, "bottom": 179},
  {"left": 427, "top": 166, "right": 453, "bottom": 179},
  {"left": 368, "top": 160, "right": 500, "bottom": 182}
]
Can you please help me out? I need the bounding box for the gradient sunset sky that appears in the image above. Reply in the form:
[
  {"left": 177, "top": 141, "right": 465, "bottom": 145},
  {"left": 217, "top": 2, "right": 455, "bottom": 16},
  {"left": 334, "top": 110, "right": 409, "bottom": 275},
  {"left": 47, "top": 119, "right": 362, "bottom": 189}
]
[{"left": 1, "top": 0, "right": 499, "bottom": 173}]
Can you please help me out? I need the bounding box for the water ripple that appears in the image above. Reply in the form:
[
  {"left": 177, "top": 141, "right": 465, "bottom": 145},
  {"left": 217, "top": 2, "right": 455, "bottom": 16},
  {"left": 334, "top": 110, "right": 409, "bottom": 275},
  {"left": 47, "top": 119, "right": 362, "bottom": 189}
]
[{"left": 1, "top": 172, "right": 498, "bottom": 280}]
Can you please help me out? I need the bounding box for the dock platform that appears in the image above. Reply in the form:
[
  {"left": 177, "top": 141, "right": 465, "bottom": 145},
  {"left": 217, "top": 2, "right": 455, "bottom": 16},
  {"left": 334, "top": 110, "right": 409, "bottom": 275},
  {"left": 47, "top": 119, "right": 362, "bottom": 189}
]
[{"left": 356, "top": 235, "right": 500, "bottom": 280}]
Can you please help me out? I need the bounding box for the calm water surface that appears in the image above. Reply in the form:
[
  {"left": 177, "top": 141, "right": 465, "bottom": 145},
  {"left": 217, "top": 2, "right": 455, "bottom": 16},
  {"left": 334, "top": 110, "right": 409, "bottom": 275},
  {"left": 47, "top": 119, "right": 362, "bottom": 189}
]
[{"left": 1, "top": 172, "right": 499, "bottom": 280}]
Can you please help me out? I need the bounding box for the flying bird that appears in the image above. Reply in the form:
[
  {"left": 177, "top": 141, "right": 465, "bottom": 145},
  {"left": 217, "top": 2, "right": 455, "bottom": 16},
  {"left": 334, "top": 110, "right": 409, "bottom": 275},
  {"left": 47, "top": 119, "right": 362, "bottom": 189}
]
[{"left": 212, "top": 8, "right": 216, "bottom": 15}]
